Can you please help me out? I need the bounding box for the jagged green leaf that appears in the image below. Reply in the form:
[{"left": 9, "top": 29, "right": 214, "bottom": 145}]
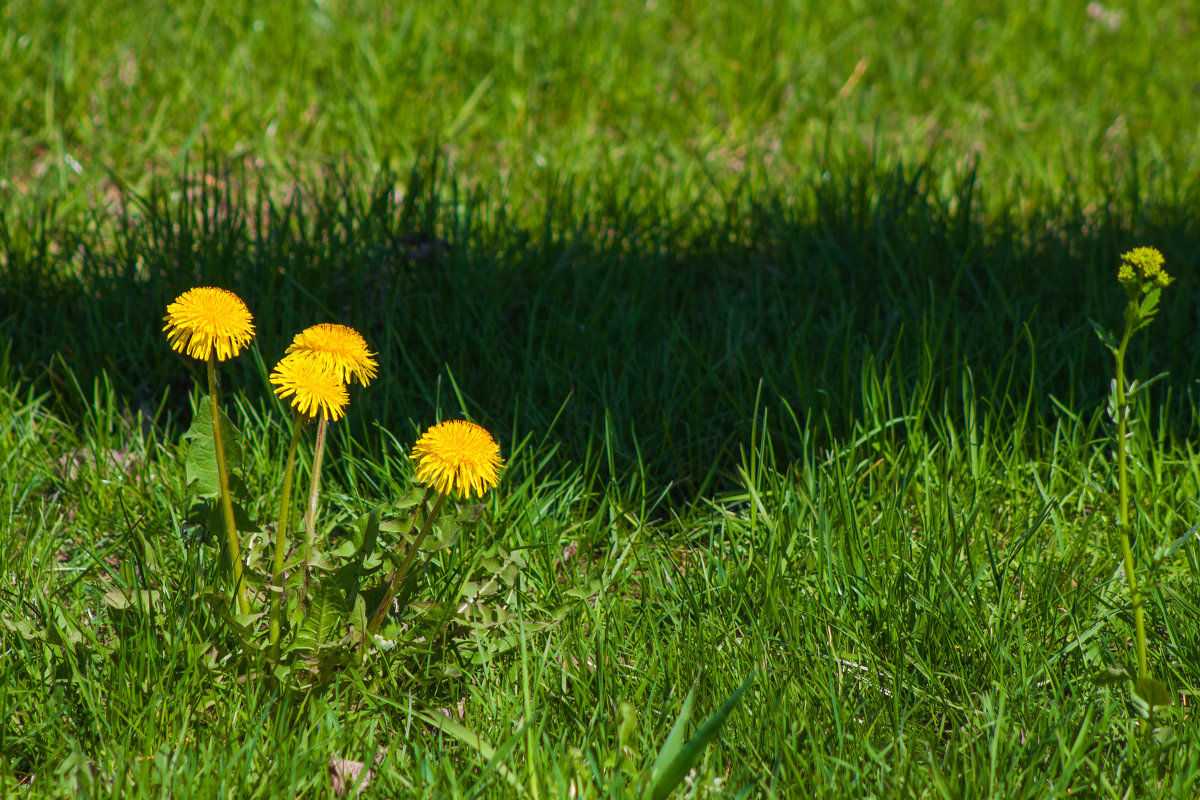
[
  {"left": 183, "top": 395, "right": 245, "bottom": 499},
  {"left": 343, "top": 508, "right": 382, "bottom": 606},
  {"left": 289, "top": 578, "right": 349, "bottom": 653},
  {"left": 1093, "top": 664, "right": 1134, "bottom": 686},
  {"left": 0, "top": 616, "right": 44, "bottom": 641}
]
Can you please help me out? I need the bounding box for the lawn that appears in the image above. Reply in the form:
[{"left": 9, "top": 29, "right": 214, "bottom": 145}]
[{"left": 2, "top": 1, "right": 1200, "bottom": 797}]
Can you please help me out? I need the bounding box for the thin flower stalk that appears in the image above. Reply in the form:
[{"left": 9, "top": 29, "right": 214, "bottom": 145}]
[
  {"left": 268, "top": 351, "right": 350, "bottom": 617},
  {"left": 363, "top": 420, "right": 503, "bottom": 648},
  {"left": 164, "top": 287, "right": 255, "bottom": 616},
  {"left": 1109, "top": 246, "right": 1173, "bottom": 689},
  {"left": 207, "top": 355, "right": 250, "bottom": 616},
  {"left": 1112, "top": 322, "right": 1147, "bottom": 681},
  {"left": 300, "top": 415, "right": 329, "bottom": 603},
  {"left": 268, "top": 418, "right": 303, "bottom": 657}
]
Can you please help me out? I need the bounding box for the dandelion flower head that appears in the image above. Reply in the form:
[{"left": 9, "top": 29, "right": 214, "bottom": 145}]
[
  {"left": 411, "top": 420, "right": 503, "bottom": 499},
  {"left": 286, "top": 323, "right": 378, "bottom": 386},
  {"left": 163, "top": 287, "right": 255, "bottom": 361},
  {"left": 269, "top": 353, "right": 349, "bottom": 422},
  {"left": 1119, "top": 246, "right": 1172, "bottom": 289}
]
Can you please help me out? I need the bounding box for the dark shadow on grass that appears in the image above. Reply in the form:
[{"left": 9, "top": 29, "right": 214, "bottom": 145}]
[{"left": 3, "top": 152, "right": 1199, "bottom": 501}]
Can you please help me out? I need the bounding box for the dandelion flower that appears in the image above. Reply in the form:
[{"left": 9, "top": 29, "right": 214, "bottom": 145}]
[
  {"left": 270, "top": 353, "right": 349, "bottom": 421},
  {"left": 286, "top": 323, "right": 378, "bottom": 385},
  {"left": 164, "top": 287, "right": 255, "bottom": 361},
  {"left": 412, "top": 420, "right": 503, "bottom": 499}
]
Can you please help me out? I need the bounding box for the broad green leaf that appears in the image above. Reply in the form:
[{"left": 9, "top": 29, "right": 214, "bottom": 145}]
[
  {"left": 48, "top": 605, "right": 87, "bottom": 649},
  {"left": 0, "top": 616, "right": 44, "bottom": 641},
  {"left": 202, "top": 497, "right": 260, "bottom": 543},
  {"left": 393, "top": 487, "right": 427, "bottom": 510},
  {"left": 1153, "top": 725, "right": 1178, "bottom": 746},
  {"left": 345, "top": 509, "right": 393, "bottom": 551},
  {"left": 456, "top": 502, "right": 485, "bottom": 525},
  {"left": 1134, "top": 287, "right": 1162, "bottom": 329},
  {"left": 344, "top": 508, "right": 382, "bottom": 606},
  {"left": 564, "top": 580, "right": 603, "bottom": 600},
  {"left": 1088, "top": 318, "right": 1118, "bottom": 354},
  {"left": 183, "top": 395, "right": 245, "bottom": 499},
  {"left": 328, "top": 539, "right": 359, "bottom": 559},
  {"left": 424, "top": 523, "right": 462, "bottom": 553},
  {"left": 346, "top": 594, "right": 368, "bottom": 639},
  {"left": 1133, "top": 676, "right": 1172, "bottom": 710},
  {"left": 102, "top": 588, "right": 162, "bottom": 611}
]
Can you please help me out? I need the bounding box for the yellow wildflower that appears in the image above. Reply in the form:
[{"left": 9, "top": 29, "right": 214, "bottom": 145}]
[
  {"left": 411, "top": 420, "right": 503, "bottom": 499},
  {"left": 163, "top": 287, "right": 255, "bottom": 361}
]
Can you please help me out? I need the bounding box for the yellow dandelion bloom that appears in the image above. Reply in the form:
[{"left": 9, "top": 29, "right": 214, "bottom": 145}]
[
  {"left": 411, "top": 420, "right": 503, "bottom": 499},
  {"left": 163, "top": 287, "right": 255, "bottom": 361},
  {"left": 286, "top": 323, "right": 378, "bottom": 386},
  {"left": 269, "top": 353, "right": 349, "bottom": 421}
]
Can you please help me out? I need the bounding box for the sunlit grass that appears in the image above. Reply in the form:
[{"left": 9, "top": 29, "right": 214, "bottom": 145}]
[
  {"left": 4, "top": 326, "right": 1200, "bottom": 795},
  {"left": 4, "top": 0, "right": 1200, "bottom": 217},
  {"left": 5, "top": 0, "right": 1200, "bottom": 796}
]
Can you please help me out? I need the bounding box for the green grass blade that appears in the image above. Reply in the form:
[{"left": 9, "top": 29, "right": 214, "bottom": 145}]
[{"left": 646, "top": 672, "right": 753, "bottom": 800}]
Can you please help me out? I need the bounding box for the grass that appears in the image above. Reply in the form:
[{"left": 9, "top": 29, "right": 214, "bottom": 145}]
[
  {"left": 4, "top": 0, "right": 1200, "bottom": 215},
  {"left": 4, "top": 0, "right": 1200, "bottom": 797}
]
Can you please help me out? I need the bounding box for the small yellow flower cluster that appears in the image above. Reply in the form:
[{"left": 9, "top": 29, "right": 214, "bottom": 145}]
[{"left": 1118, "top": 246, "right": 1172, "bottom": 289}]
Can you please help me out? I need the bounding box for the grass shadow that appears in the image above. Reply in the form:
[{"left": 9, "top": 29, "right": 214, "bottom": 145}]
[{"left": 3, "top": 150, "right": 1199, "bottom": 500}]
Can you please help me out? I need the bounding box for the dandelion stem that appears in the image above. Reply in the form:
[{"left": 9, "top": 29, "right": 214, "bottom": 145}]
[
  {"left": 269, "top": 415, "right": 303, "bottom": 657},
  {"left": 363, "top": 488, "right": 442, "bottom": 646},
  {"left": 299, "top": 415, "right": 329, "bottom": 605},
  {"left": 208, "top": 354, "right": 250, "bottom": 616}
]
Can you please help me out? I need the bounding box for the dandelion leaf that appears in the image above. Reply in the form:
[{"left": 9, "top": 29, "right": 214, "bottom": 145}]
[
  {"left": 183, "top": 395, "right": 245, "bottom": 499},
  {"left": 289, "top": 578, "right": 349, "bottom": 653}
]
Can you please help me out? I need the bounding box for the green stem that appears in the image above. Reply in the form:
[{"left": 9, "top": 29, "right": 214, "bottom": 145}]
[
  {"left": 269, "top": 415, "right": 304, "bottom": 657},
  {"left": 363, "top": 488, "right": 443, "bottom": 646},
  {"left": 299, "top": 415, "right": 329, "bottom": 606},
  {"left": 1114, "top": 324, "right": 1149, "bottom": 682},
  {"left": 519, "top": 572, "right": 541, "bottom": 800},
  {"left": 208, "top": 355, "right": 250, "bottom": 616}
]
